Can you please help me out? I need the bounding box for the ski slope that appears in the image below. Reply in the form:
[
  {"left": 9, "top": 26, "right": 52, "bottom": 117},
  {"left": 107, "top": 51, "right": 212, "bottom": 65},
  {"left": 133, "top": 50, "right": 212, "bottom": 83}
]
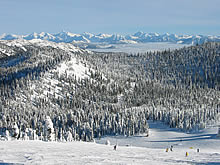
[
  {"left": 1, "top": 121, "right": 220, "bottom": 164},
  {"left": 97, "top": 120, "right": 220, "bottom": 150}
]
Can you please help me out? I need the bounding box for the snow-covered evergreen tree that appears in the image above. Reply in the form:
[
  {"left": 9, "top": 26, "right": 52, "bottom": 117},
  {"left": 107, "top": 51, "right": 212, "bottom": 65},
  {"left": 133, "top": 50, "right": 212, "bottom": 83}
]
[
  {"left": 217, "top": 127, "right": 220, "bottom": 137},
  {"left": 11, "top": 122, "right": 19, "bottom": 139},
  {"left": 44, "top": 116, "right": 55, "bottom": 141}
]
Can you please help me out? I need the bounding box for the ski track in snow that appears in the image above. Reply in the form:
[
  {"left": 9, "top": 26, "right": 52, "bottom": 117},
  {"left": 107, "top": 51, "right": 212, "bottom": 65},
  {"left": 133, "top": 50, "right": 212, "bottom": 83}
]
[{"left": 1, "top": 121, "right": 220, "bottom": 164}]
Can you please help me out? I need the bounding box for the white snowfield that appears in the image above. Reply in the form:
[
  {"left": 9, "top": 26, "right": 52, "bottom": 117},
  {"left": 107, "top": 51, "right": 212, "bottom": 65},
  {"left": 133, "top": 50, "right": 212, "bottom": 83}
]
[{"left": 1, "top": 121, "right": 220, "bottom": 165}]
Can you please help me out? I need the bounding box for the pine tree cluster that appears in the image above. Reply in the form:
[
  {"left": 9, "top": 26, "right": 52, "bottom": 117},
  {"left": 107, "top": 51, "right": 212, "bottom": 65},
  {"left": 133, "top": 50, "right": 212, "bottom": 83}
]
[
  {"left": 0, "top": 41, "right": 150, "bottom": 141},
  {"left": 0, "top": 41, "right": 219, "bottom": 141}
]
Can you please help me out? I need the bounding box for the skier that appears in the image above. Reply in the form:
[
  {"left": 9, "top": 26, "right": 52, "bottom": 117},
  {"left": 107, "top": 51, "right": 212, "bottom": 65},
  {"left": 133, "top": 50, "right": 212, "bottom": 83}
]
[
  {"left": 114, "top": 145, "right": 117, "bottom": 150},
  {"left": 170, "top": 145, "right": 173, "bottom": 151}
]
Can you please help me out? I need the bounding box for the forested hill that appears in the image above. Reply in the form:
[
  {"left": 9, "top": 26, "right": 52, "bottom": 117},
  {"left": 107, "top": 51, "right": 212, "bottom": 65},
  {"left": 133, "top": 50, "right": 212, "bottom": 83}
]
[{"left": 0, "top": 40, "right": 219, "bottom": 142}]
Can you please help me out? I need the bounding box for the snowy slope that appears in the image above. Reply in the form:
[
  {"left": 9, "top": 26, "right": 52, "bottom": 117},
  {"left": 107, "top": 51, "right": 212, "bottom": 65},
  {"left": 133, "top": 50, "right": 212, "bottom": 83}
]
[
  {"left": 0, "top": 38, "right": 93, "bottom": 113},
  {"left": 28, "top": 56, "right": 91, "bottom": 102},
  {"left": 0, "top": 39, "right": 88, "bottom": 54},
  {"left": 96, "top": 120, "right": 220, "bottom": 150},
  {"left": 0, "top": 47, "right": 15, "bottom": 56},
  {"left": 1, "top": 121, "right": 220, "bottom": 164}
]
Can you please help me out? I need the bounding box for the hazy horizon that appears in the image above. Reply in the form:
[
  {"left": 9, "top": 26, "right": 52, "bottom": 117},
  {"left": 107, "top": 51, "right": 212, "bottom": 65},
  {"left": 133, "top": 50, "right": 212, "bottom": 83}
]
[
  {"left": 0, "top": 31, "right": 219, "bottom": 37},
  {"left": 0, "top": 0, "right": 219, "bottom": 35}
]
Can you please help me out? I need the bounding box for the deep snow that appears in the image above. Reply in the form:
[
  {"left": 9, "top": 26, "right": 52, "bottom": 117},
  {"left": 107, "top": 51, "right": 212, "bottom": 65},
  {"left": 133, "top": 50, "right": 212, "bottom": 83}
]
[{"left": 1, "top": 121, "right": 220, "bottom": 165}]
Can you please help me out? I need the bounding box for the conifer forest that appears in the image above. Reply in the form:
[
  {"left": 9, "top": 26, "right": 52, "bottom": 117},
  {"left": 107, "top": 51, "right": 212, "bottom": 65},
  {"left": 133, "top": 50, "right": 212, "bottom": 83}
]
[{"left": 0, "top": 40, "right": 219, "bottom": 142}]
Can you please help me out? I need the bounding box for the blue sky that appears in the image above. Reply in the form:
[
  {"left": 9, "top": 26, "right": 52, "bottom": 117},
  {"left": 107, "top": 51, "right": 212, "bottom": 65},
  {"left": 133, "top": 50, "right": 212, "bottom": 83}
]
[{"left": 0, "top": 0, "right": 219, "bottom": 35}]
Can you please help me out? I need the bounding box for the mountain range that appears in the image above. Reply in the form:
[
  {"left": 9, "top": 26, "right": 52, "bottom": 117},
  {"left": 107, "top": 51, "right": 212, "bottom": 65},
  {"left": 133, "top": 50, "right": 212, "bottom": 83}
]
[{"left": 0, "top": 31, "right": 220, "bottom": 45}]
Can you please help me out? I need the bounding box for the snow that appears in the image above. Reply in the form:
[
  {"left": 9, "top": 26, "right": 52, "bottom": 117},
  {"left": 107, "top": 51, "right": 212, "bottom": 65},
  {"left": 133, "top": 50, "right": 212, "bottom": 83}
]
[
  {"left": 0, "top": 40, "right": 27, "bottom": 53},
  {"left": 96, "top": 33, "right": 112, "bottom": 38},
  {"left": 177, "top": 41, "right": 184, "bottom": 44},
  {"left": 0, "top": 39, "right": 90, "bottom": 54},
  {"left": 0, "top": 39, "right": 92, "bottom": 109},
  {"left": 1, "top": 31, "right": 220, "bottom": 45},
  {"left": 27, "top": 48, "right": 93, "bottom": 105},
  {"left": 56, "top": 57, "right": 90, "bottom": 79},
  {"left": 28, "top": 56, "right": 91, "bottom": 103},
  {"left": 28, "top": 39, "right": 84, "bottom": 53},
  {"left": 96, "top": 121, "right": 220, "bottom": 150},
  {"left": 0, "top": 37, "right": 219, "bottom": 165},
  {"left": 180, "top": 35, "right": 193, "bottom": 39},
  {"left": 1, "top": 121, "right": 220, "bottom": 164},
  {"left": 0, "top": 48, "right": 14, "bottom": 56}
]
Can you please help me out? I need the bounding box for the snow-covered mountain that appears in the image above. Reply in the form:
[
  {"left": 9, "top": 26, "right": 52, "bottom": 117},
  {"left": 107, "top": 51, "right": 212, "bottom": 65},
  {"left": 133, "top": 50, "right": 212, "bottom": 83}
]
[
  {"left": 0, "top": 38, "right": 220, "bottom": 165},
  {"left": 0, "top": 38, "right": 88, "bottom": 57},
  {"left": 1, "top": 31, "right": 220, "bottom": 45}
]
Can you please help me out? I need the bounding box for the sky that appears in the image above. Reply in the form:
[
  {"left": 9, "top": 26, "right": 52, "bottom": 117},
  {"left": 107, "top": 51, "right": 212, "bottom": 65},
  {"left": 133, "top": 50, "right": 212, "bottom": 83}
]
[{"left": 0, "top": 0, "right": 219, "bottom": 35}]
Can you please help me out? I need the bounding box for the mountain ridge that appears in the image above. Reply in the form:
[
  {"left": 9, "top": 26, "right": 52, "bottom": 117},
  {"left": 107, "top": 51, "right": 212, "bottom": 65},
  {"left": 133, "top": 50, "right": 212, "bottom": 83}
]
[{"left": 1, "top": 31, "right": 220, "bottom": 45}]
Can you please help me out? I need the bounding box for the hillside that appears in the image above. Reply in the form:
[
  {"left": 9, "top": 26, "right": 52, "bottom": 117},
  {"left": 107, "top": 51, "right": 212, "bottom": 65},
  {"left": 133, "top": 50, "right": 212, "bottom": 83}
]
[
  {"left": 0, "top": 40, "right": 219, "bottom": 143},
  {"left": 0, "top": 39, "right": 149, "bottom": 142}
]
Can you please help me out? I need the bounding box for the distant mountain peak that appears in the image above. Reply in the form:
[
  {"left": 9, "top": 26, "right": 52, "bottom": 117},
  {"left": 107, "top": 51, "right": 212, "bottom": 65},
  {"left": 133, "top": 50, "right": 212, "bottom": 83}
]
[
  {"left": 0, "top": 31, "right": 220, "bottom": 45},
  {"left": 133, "top": 31, "right": 145, "bottom": 37}
]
